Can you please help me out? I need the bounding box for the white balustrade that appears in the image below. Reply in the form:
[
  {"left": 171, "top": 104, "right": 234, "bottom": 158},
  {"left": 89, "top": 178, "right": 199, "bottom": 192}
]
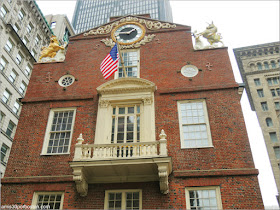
[
  {"left": 74, "top": 130, "right": 168, "bottom": 161},
  {"left": 76, "top": 141, "right": 160, "bottom": 160}
]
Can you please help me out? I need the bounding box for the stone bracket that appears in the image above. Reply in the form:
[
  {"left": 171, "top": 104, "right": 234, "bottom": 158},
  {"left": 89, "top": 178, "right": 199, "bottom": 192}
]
[
  {"left": 157, "top": 162, "right": 170, "bottom": 194},
  {"left": 73, "top": 167, "right": 88, "bottom": 197}
]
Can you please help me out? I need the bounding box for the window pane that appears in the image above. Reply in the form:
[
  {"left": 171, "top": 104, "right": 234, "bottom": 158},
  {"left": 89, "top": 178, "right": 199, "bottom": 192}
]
[
  {"left": 188, "top": 189, "right": 218, "bottom": 208},
  {"left": 112, "top": 105, "right": 140, "bottom": 144},
  {"left": 261, "top": 102, "right": 268, "bottom": 111},
  {"left": 269, "top": 132, "right": 278, "bottom": 143},
  {"left": 274, "top": 147, "right": 280, "bottom": 159},
  {"left": 180, "top": 101, "right": 210, "bottom": 148},
  {"left": 47, "top": 110, "right": 74, "bottom": 154},
  {"left": 254, "top": 79, "right": 260, "bottom": 86}
]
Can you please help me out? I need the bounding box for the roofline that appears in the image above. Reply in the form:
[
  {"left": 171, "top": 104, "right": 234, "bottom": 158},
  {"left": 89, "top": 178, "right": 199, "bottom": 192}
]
[
  {"left": 33, "top": 0, "right": 54, "bottom": 35},
  {"left": 233, "top": 41, "right": 280, "bottom": 51},
  {"left": 70, "top": 14, "right": 191, "bottom": 39}
]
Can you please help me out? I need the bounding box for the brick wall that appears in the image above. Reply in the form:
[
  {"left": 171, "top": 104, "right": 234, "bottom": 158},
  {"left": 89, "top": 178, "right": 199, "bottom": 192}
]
[{"left": 1, "top": 16, "right": 264, "bottom": 208}]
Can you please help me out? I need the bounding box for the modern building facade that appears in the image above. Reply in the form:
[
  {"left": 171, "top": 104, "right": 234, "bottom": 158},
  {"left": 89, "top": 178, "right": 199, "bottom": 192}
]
[
  {"left": 72, "top": 0, "right": 173, "bottom": 33},
  {"left": 0, "top": 0, "right": 53, "bottom": 177},
  {"left": 1, "top": 15, "right": 264, "bottom": 209},
  {"left": 45, "top": 14, "right": 75, "bottom": 44},
  {"left": 234, "top": 42, "right": 280, "bottom": 205}
]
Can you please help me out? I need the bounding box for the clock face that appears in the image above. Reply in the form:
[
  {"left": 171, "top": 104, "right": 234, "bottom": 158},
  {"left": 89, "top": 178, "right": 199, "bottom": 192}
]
[{"left": 112, "top": 23, "right": 145, "bottom": 45}]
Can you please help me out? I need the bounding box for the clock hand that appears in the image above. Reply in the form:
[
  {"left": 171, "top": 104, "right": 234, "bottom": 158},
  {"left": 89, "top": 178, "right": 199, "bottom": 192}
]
[
  {"left": 118, "top": 31, "right": 130, "bottom": 35},
  {"left": 127, "top": 28, "right": 136, "bottom": 34},
  {"left": 118, "top": 28, "right": 136, "bottom": 35}
]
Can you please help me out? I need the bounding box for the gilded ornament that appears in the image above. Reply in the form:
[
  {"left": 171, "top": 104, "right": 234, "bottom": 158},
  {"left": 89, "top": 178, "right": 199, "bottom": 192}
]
[
  {"left": 101, "top": 34, "right": 156, "bottom": 49},
  {"left": 39, "top": 35, "right": 67, "bottom": 62},
  {"left": 83, "top": 16, "right": 176, "bottom": 37}
]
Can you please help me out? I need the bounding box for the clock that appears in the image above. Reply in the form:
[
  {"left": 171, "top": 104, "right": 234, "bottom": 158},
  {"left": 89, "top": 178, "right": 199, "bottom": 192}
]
[
  {"left": 112, "top": 22, "right": 146, "bottom": 45},
  {"left": 181, "top": 65, "right": 199, "bottom": 78}
]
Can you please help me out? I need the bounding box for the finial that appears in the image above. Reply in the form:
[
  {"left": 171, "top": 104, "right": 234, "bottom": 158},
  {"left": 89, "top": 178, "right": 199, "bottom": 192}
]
[
  {"left": 159, "top": 129, "right": 167, "bottom": 140},
  {"left": 77, "top": 133, "right": 84, "bottom": 144}
]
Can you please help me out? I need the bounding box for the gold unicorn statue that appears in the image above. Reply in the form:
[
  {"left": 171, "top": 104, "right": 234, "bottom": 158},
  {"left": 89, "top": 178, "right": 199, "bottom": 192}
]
[{"left": 198, "top": 22, "right": 224, "bottom": 47}]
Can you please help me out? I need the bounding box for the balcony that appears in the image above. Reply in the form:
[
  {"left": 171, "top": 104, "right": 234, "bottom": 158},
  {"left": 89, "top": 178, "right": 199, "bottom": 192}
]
[{"left": 69, "top": 130, "right": 172, "bottom": 197}]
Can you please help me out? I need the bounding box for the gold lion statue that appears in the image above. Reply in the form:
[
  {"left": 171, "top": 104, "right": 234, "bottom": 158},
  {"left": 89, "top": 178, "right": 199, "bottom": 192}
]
[{"left": 39, "top": 35, "right": 65, "bottom": 61}]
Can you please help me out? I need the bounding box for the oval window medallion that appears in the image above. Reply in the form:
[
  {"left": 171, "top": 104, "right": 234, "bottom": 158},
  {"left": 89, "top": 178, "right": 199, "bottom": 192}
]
[
  {"left": 181, "top": 65, "right": 199, "bottom": 78},
  {"left": 58, "top": 75, "right": 75, "bottom": 87}
]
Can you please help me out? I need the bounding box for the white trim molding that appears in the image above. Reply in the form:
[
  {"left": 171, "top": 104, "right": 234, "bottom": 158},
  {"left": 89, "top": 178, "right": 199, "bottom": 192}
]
[
  {"left": 41, "top": 107, "right": 76, "bottom": 155},
  {"left": 185, "top": 186, "right": 223, "bottom": 209},
  {"left": 177, "top": 99, "right": 213, "bottom": 149}
]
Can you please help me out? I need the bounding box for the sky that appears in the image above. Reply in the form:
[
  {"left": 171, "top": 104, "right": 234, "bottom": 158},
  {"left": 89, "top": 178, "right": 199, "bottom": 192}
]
[{"left": 36, "top": 0, "right": 280, "bottom": 208}]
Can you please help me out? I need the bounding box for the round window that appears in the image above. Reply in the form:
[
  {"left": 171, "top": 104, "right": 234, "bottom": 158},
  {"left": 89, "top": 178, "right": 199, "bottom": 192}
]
[{"left": 58, "top": 75, "right": 75, "bottom": 87}]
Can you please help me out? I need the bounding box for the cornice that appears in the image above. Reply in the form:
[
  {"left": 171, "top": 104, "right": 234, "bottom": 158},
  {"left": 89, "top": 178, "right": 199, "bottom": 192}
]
[{"left": 97, "top": 78, "right": 156, "bottom": 95}]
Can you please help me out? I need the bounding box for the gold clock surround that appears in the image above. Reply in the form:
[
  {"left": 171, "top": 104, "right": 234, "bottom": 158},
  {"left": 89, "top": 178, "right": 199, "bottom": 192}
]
[{"left": 111, "top": 22, "right": 146, "bottom": 45}]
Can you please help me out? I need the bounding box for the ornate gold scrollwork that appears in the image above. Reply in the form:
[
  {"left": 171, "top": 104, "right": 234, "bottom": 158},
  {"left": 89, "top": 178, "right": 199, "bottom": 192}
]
[{"left": 84, "top": 17, "right": 176, "bottom": 37}]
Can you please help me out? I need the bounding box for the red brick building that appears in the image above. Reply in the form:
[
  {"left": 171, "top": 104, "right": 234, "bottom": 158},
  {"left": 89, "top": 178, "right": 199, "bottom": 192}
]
[{"left": 1, "top": 15, "right": 264, "bottom": 209}]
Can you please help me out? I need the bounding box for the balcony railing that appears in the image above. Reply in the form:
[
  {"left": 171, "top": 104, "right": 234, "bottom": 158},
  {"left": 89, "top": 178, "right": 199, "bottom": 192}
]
[
  {"left": 73, "top": 130, "right": 168, "bottom": 161},
  {"left": 70, "top": 130, "right": 171, "bottom": 197}
]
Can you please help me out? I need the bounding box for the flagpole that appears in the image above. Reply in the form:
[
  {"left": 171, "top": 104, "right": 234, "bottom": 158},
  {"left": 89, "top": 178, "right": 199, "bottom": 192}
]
[{"left": 115, "top": 39, "right": 127, "bottom": 78}]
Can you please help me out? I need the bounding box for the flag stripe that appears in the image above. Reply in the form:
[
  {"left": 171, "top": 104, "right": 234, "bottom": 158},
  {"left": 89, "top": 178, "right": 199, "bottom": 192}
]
[
  {"left": 100, "top": 44, "right": 119, "bottom": 80},
  {"left": 102, "top": 60, "right": 118, "bottom": 75}
]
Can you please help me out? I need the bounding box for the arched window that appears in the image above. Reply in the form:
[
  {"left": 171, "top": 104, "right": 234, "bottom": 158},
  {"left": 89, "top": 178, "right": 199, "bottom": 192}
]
[
  {"left": 266, "top": 118, "right": 273, "bottom": 127},
  {"left": 257, "top": 63, "right": 262, "bottom": 70},
  {"left": 264, "top": 62, "right": 269, "bottom": 70},
  {"left": 271, "top": 61, "right": 276, "bottom": 69},
  {"left": 250, "top": 63, "right": 255, "bottom": 71}
]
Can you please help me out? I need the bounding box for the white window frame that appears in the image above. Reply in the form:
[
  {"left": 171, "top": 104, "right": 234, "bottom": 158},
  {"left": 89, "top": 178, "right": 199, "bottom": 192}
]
[
  {"left": 0, "top": 5, "right": 8, "bottom": 18},
  {"left": 111, "top": 104, "right": 141, "bottom": 144},
  {"left": 185, "top": 186, "right": 223, "bottom": 209},
  {"left": 177, "top": 100, "right": 213, "bottom": 149},
  {"left": 13, "top": 101, "right": 21, "bottom": 115},
  {"left": 31, "top": 49, "right": 36, "bottom": 57},
  {"left": 24, "top": 64, "right": 31, "bottom": 76},
  {"left": 0, "top": 112, "right": 5, "bottom": 128},
  {"left": 16, "top": 52, "right": 23, "bottom": 65},
  {"left": 6, "top": 120, "right": 15, "bottom": 138},
  {"left": 31, "top": 192, "right": 64, "bottom": 210},
  {"left": 13, "top": 24, "right": 20, "bottom": 32},
  {"left": 18, "top": 9, "right": 24, "bottom": 20},
  {"left": 5, "top": 39, "right": 13, "bottom": 52},
  {"left": 104, "top": 189, "right": 142, "bottom": 210},
  {"left": 9, "top": 69, "right": 18, "bottom": 84},
  {"left": 2, "top": 89, "right": 11, "bottom": 104},
  {"left": 22, "top": 36, "right": 29, "bottom": 45},
  {"left": 26, "top": 23, "right": 33, "bottom": 33},
  {"left": 35, "top": 35, "right": 40, "bottom": 45},
  {"left": 1, "top": 143, "right": 9, "bottom": 166},
  {"left": 41, "top": 108, "right": 76, "bottom": 155},
  {"left": 19, "top": 81, "right": 27, "bottom": 94},
  {"left": 0, "top": 57, "right": 7, "bottom": 71},
  {"left": 114, "top": 49, "right": 140, "bottom": 79}
]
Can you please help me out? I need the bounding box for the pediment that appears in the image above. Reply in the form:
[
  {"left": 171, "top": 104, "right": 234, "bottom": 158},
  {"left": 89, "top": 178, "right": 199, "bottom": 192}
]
[
  {"left": 97, "top": 78, "right": 156, "bottom": 95},
  {"left": 83, "top": 15, "right": 177, "bottom": 37}
]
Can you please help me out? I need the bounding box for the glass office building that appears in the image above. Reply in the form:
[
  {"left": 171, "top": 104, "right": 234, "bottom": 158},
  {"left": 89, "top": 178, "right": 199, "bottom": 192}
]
[{"left": 72, "top": 0, "right": 173, "bottom": 34}]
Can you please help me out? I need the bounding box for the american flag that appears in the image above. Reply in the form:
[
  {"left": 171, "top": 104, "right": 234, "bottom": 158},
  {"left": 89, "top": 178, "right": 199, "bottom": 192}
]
[{"left": 100, "top": 44, "right": 119, "bottom": 80}]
